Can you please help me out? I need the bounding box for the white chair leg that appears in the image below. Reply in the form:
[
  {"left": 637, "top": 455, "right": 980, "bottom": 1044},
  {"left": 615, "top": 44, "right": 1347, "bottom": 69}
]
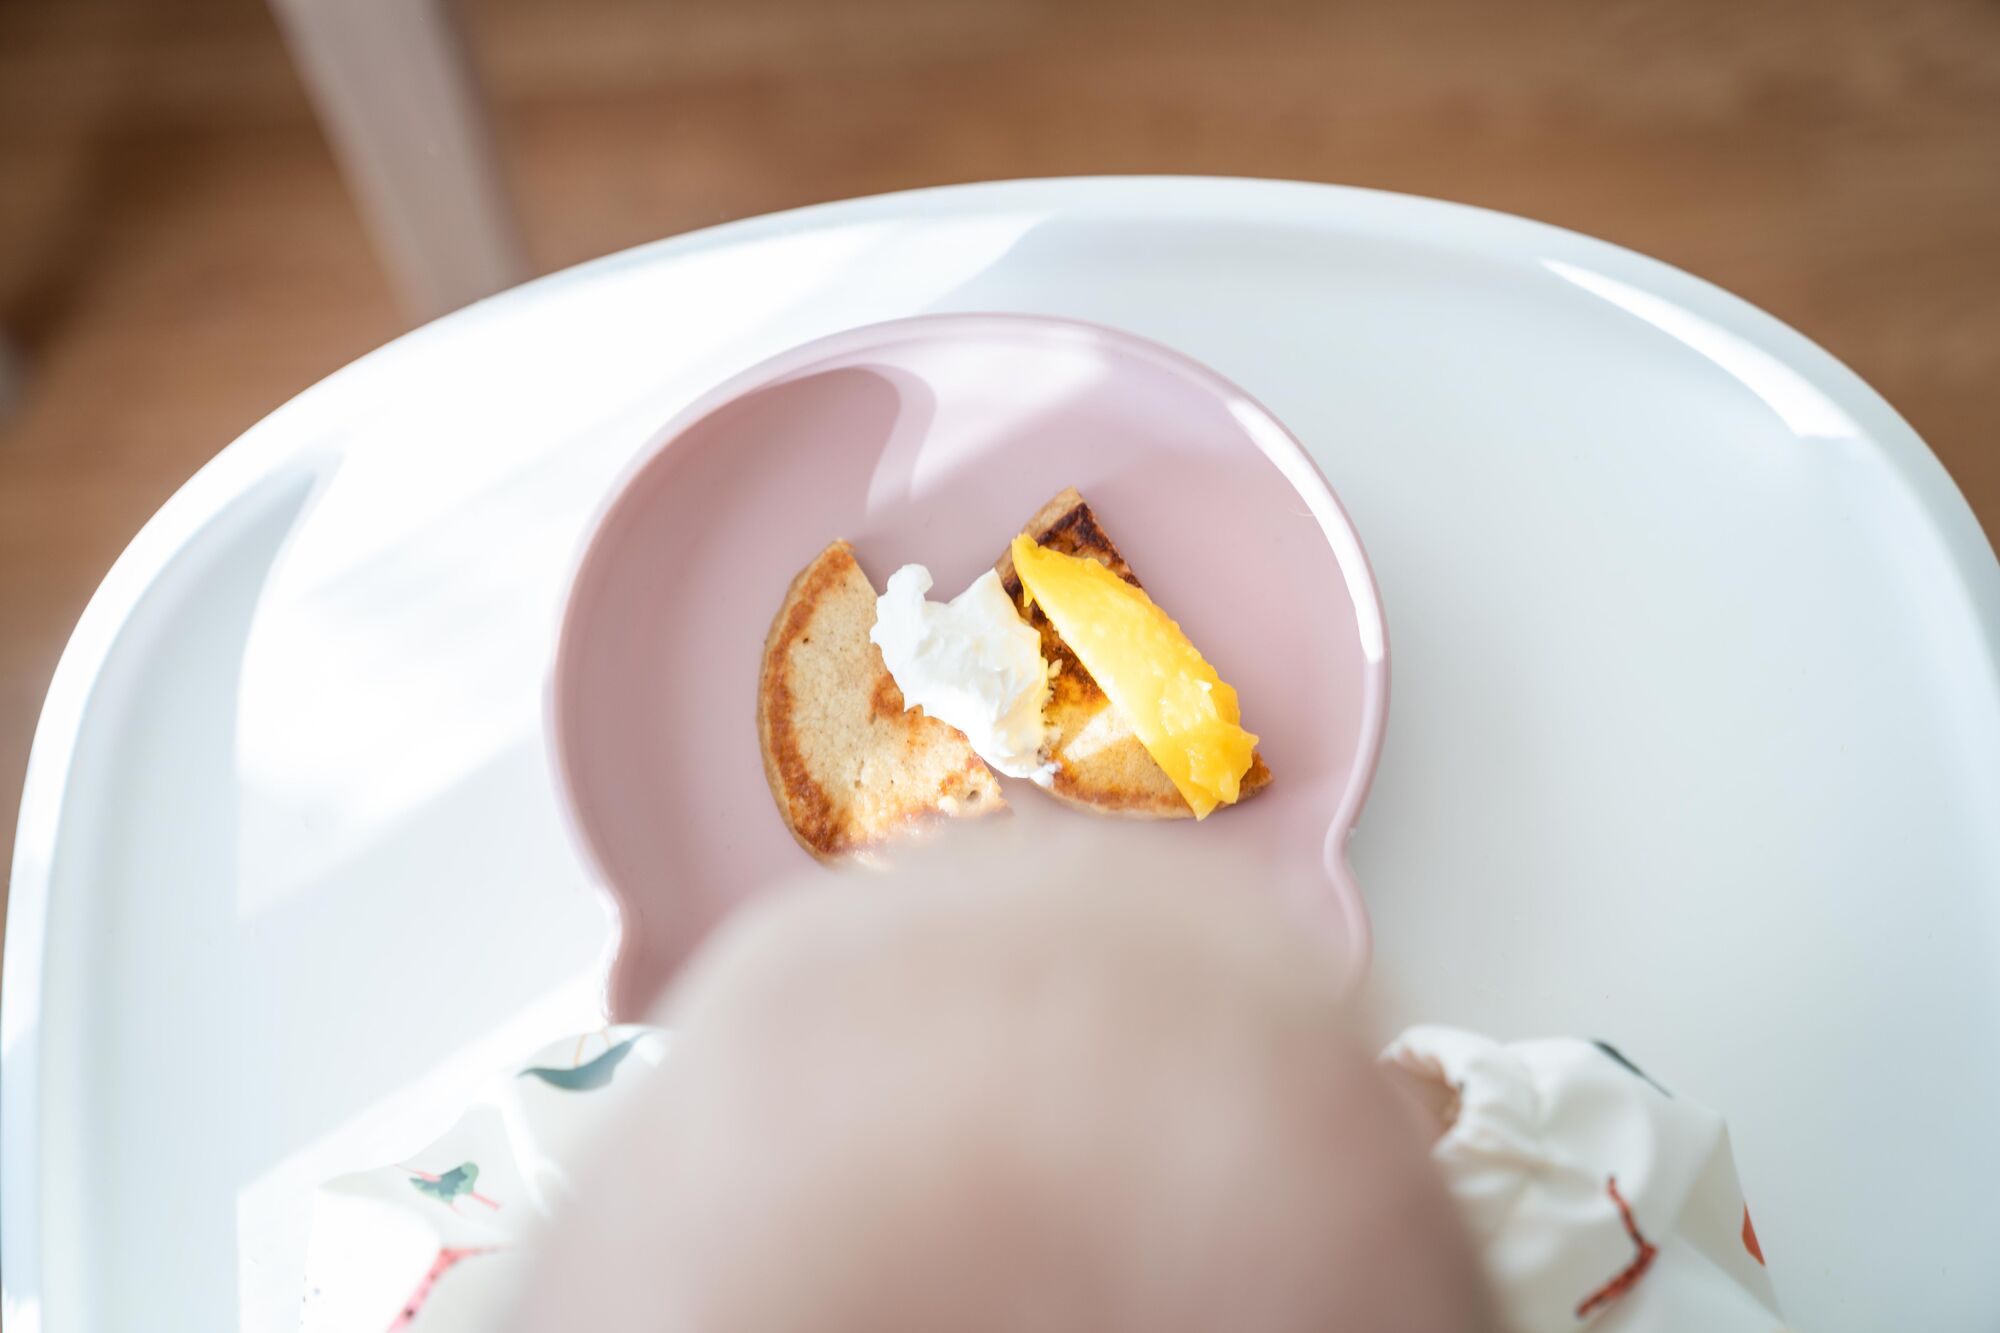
[{"left": 270, "top": 0, "right": 529, "bottom": 322}]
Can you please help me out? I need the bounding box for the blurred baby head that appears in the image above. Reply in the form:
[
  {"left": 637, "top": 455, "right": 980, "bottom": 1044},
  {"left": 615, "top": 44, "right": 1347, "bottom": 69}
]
[{"left": 515, "top": 822, "right": 1496, "bottom": 1332}]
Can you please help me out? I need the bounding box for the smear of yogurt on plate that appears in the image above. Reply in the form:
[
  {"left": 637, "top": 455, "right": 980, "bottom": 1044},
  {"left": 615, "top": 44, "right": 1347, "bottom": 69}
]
[{"left": 870, "top": 565, "right": 1053, "bottom": 782}]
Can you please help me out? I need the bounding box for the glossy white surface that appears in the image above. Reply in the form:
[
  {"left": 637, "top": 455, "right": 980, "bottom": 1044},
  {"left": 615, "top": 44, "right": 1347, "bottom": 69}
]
[{"left": 6, "top": 178, "right": 1998, "bottom": 1333}]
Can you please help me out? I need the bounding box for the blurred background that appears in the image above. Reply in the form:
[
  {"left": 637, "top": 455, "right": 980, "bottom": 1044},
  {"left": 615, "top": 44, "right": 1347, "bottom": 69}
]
[{"left": 1, "top": 0, "right": 1996, "bottom": 898}]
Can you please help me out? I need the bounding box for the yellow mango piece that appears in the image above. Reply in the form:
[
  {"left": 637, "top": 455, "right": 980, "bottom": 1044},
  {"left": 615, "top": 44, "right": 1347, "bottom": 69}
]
[{"left": 1010, "top": 535, "right": 1257, "bottom": 819}]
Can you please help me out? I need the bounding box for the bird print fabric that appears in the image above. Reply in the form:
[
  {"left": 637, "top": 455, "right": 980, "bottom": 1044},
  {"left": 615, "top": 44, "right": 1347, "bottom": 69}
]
[{"left": 1381, "top": 1027, "right": 1792, "bottom": 1332}]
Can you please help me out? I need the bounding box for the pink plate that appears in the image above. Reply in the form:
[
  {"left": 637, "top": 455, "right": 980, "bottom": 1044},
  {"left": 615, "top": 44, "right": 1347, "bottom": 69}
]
[{"left": 551, "top": 313, "right": 1389, "bottom": 1019}]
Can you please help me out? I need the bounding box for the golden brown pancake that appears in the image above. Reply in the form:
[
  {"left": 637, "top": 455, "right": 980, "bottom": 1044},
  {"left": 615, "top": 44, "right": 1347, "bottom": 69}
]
[
  {"left": 994, "top": 489, "right": 1271, "bottom": 819},
  {"left": 758, "top": 541, "right": 1004, "bottom": 861}
]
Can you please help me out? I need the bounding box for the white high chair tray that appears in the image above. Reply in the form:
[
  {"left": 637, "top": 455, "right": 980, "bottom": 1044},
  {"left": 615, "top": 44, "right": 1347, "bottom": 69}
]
[{"left": 5, "top": 178, "right": 1997, "bottom": 1332}]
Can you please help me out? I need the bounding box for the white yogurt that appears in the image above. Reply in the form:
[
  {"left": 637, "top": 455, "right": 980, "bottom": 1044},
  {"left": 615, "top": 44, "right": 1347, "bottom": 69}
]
[{"left": 870, "top": 565, "right": 1053, "bottom": 781}]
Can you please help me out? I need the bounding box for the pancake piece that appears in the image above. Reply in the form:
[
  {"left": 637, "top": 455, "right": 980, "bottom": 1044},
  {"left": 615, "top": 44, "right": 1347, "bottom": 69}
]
[
  {"left": 994, "top": 489, "right": 1271, "bottom": 818},
  {"left": 759, "top": 541, "right": 1004, "bottom": 861}
]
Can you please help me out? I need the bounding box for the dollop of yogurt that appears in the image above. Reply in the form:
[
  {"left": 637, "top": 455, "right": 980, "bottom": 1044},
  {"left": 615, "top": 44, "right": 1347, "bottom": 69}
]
[{"left": 870, "top": 565, "right": 1053, "bottom": 781}]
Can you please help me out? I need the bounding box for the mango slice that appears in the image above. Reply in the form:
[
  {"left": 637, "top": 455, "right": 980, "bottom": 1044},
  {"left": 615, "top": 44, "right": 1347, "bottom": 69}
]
[{"left": 1010, "top": 535, "right": 1257, "bottom": 819}]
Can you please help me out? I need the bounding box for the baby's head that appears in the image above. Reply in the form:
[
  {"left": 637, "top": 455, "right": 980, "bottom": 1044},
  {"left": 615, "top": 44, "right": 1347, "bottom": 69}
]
[{"left": 520, "top": 837, "right": 1496, "bottom": 1332}]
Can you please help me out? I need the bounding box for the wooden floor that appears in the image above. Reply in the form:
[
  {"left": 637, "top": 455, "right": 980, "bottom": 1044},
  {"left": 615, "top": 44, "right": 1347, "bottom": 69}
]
[{"left": 3, "top": 0, "right": 1997, "bottom": 914}]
